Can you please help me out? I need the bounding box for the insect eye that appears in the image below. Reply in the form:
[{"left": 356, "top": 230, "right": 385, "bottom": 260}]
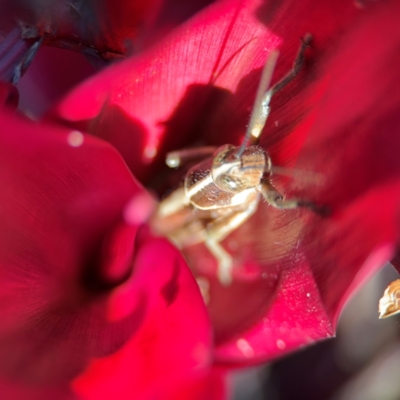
[
  {"left": 213, "top": 145, "right": 236, "bottom": 166},
  {"left": 222, "top": 175, "right": 237, "bottom": 189},
  {"left": 217, "top": 174, "right": 245, "bottom": 192},
  {"left": 214, "top": 151, "right": 228, "bottom": 165}
]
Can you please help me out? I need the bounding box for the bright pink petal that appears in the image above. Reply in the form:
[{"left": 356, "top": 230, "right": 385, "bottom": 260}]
[
  {"left": 0, "top": 0, "right": 159, "bottom": 57},
  {"left": 1, "top": 0, "right": 215, "bottom": 66}
]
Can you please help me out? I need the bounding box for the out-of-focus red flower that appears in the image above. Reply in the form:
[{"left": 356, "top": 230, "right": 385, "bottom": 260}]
[
  {"left": 52, "top": 0, "right": 400, "bottom": 367},
  {"left": 0, "top": 110, "right": 215, "bottom": 398}
]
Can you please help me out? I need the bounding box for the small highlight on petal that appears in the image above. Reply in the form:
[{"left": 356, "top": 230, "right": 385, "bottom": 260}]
[
  {"left": 123, "top": 192, "right": 156, "bottom": 226},
  {"left": 144, "top": 145, "right": 157, "bottom": 160},
  {"left": 236, "top": 338, "right": 254, "bottom": 358},
  {"left": 378, "top": 279, "right": 400, "bottom": 319},
  {"left": 276, "top": 339, "right": 286, "bottom": 350},
  {"left": 67, "top": 130, "right": 84, "bottom": 147}
]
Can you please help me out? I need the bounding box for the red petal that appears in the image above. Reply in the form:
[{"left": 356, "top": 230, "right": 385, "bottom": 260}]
[
  {"left": 52, "top": 0, "right": 284, "bottom": 181},
  {"left": 0, "top": 379, "right": 75, "bottom": 400},
  {"left": 0, "top": 110, "right": 212, "bottom": 396},
  {"left": 72, "top": 233, "right": 212, "bottom": 399},
  {"left": 0, "top": 110, "right": 150, "bottom": 384},
  {"left": 17, "top": 47, "right": 95, "bottom": 117},
  {"left": 144, "top": 370, "right": 226, "bottom": 400},
  {"left": 0, "top": 81, "right": 18, "bottom": 109}
]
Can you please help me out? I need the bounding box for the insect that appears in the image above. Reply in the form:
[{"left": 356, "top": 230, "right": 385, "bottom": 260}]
[
  {"left": 378, "top": 279, "right": 400, "bottom": 318},
  {"left": 151, "top": 34, "right": 323, "bottom": 285}
]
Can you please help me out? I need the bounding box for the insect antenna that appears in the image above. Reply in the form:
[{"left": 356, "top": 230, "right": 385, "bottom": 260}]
[
  {"left": 236, "top": 49, "right": 279, "bottom": 158},
  {"left": 236, "top": 34, "right": 313, "bottom": 159}
]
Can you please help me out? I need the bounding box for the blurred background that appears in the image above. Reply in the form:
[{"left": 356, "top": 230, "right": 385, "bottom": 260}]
[{"left": 231, "top": 264, "right": 400, "bottom": 400}]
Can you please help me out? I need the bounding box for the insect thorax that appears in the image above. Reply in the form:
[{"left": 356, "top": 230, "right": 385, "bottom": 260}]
[{"left": 184, "top": 144, "right": 269, "bottom": 210}]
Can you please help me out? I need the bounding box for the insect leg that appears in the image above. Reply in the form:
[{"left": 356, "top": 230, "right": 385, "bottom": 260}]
[
  {"left": 260, "top": 178, "right": 327, "bottom": 214},
  {"left": 166, "top": 146, "right": 217, "bottom": 168},
  {"left": 269, "top": 34, "right": 313, "bottom": 96},
  {"left": 151, "top": 187, "right": 195, "bottom": 241},
  {"left": 239, "top": 34, "right": 312, "bottom": 152},
  {"left": 156, "top": 187, "right": 190, "bottom": 217},
  {"left": 205, "top": 202, "right": 258, "bottom": 285}
]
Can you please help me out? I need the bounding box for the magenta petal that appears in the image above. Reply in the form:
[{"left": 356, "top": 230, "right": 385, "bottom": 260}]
[
  {"left": 214, "top": 260, "right": 333, "bottom": 363},
  {"left": 72, "top": 233, "right": 212, "bottom": 399},
  {"left": 0, "top": 379, "right": 76, "bottom": 400},
  {"left": 144, "top": 370, "right": 226, "bottom": 400},
  {"left": 0, "top": 110, "right": 153, "bottom": 384}
]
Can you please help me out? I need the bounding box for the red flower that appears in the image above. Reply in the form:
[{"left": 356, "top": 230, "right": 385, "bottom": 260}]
[
  {"left": 52, "top": 0, "right": 400, "bottom": 365},
  {"left": 2, "top": 0, "right": 400, "bottom": 397}
]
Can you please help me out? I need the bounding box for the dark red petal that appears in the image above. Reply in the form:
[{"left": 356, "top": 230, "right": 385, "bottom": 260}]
[
  {"left": 0, "top": 81, "right": 18, "bottom": 109},
  {"left": 0, "top": 0, "right": 153, "bottom": 58},
  {"left": 17, "top": 47, "right": 95, "bottom": 117},
  {"left": 0, "top": 25, "right": 40, "bottom": 83},
  {"left": 72, "top": 233, "right": 212, "bottom": 399},
  {"left": 1, "top": 0, "right": 215, "bottom": 64},
  {"left": 0, "top": 110, "right": 151, "bottom": 384},
  {"left": 89, "top": 0, "right": 216, "bottom": 54}
]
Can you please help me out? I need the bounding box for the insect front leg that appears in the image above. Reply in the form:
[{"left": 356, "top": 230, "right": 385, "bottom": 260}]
[
  {"left": 151, "top": 186, "right": 194, "bottom": 240},
  {"left": 166, "top": 146, "right": 217, "bottom": 168},
  {"left": 260, "top": 178, "right": 327, "bottom": 214},
  {"left": 269, "top": 33, "right": 313, "bottom": 96},
  {"left": 241, "top": 34, "right": 313, "bottom": 150},
  {"left": 205, "top": 201, "right": 258, "bottom": 285}
]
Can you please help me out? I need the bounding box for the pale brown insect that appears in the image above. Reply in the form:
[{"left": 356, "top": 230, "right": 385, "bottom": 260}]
[
  {"left": 378, "top": 279, "right": 400, "bottom": 318},
  {"left": 151, "top": 34, "right": 322, "bottom": 285}
]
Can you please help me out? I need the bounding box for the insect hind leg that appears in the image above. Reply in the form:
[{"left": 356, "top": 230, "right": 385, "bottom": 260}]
[
  {"left": 166, "top": 146, "right": 217, "bottom": 168},
  {"left": 205, "top": 202, "right": 258, "bottom": 285},
  {"left": 269, "top": 33, "right": 313, "bottom": 96},
  {"left": 241, "top": 34, "right": 313, "bottom": 151}
]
